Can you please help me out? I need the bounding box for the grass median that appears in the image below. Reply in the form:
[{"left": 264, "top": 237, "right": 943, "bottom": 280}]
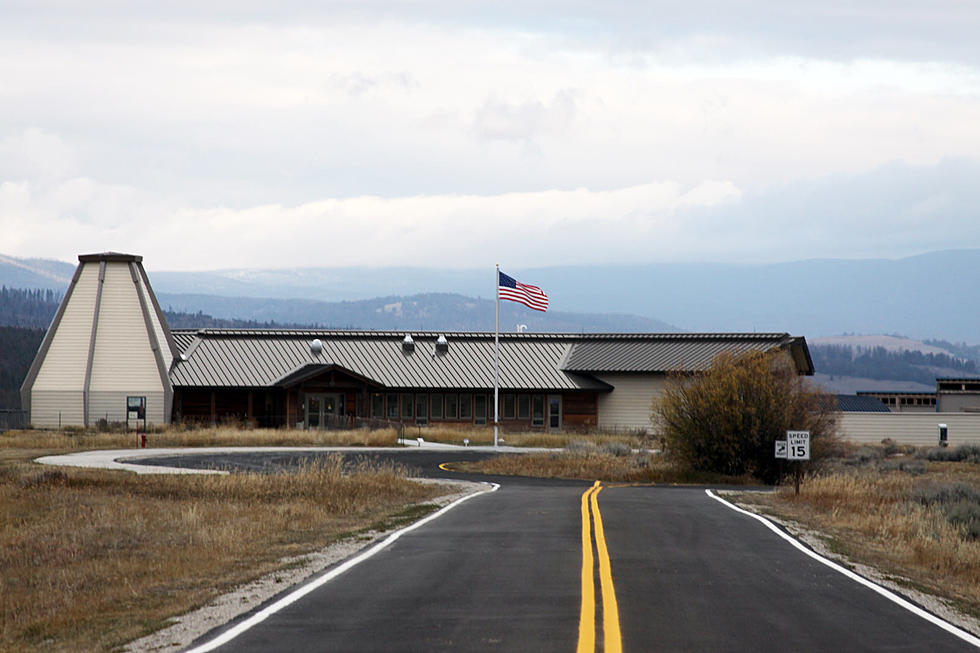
[{"left": 0, "top": 450, "right": 448, "bottom": 652}]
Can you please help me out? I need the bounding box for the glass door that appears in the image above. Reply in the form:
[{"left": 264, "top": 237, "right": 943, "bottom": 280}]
[
  {"left": 305, "top": 393, "right": 344, "bottom": 429},
  {"left": 306, "top": 395, "right": 322, "bottom": 428},
  {"left": 547, "top": 394, "right": 562, "bottom": 431}
]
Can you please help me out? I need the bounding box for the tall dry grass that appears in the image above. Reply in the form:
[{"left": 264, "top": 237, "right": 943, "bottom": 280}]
[
  {"left": 461, "top": 442, "right": 755, "bottom": 484},
  {"left": 739, "top": 462, "right": 980, "bottom": 618},
  {"left": 0, "top": 454, "right": 442, "bottom": 652},
  {"left": 0, "top": 426, "right": 399, "bottom": 451},
  {"left": 412, "top": 425, "right": 646, "bottom": 449}
]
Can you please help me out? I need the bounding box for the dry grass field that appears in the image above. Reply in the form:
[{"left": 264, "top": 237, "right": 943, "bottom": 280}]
[
  {"left": 0, "top": 450, "right": 446, "bottom": 652},
  {"left": 0, "top": 425, "right": 399, "bottom": 452},
  {"left": 732, "top": 444, "right": 980, "bottom": 621},
  {"left": 413, "top": 425, "right": 647, "bottom": 449},
  {"left": 459, "top": 440, "right": 754, "bottom": 485}
]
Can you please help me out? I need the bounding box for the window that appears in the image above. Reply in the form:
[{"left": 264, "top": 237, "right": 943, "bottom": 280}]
[
  {"left": 387, "top": 393, "right": 399, "bottom": 419},
  {"left": 416, "top": 394, "right": 428, "bottom": 424},
  {"left": 372, "top": 393, "right": 385, "bottom": 418},
  {"left": 503, "top": 394, "right": 516, "bottom": 420},
  {"left": 459, "top": 393, "right": 472, "bottom": 420},
  {"left": 474, "top": 395, "right": 487, "bottom": 425},
  {"left": 532, "top": 394, "right": 545, "bottom": 426},
  {"left": 518, "top": 395, "right": 530, "bottom": 420},
  {"left": 401, "top": 393, "right": 414, "bottom": 419},
  {"left": 445, "top": 393, "right": 458, "bottom": 419},
  {"left": 431, "top": 393, "right": 443, "bottom": 419}
]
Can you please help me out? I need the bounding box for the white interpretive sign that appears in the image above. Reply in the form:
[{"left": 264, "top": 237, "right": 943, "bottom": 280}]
[
  {"left": 774, "top": 440, "right": 787, "bottom": 459},
  {"left": 786, "top": 430, "right": 810, "bottom": 461}
]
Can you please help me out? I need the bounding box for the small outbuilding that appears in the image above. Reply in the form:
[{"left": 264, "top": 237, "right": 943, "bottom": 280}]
[{"left": 20, "top": 253, "right": 178, "bottom": 428}]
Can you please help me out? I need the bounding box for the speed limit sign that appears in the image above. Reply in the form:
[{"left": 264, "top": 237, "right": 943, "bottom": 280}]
[{"left": 786, "top": 430, "right": 810, "bottom": 460}]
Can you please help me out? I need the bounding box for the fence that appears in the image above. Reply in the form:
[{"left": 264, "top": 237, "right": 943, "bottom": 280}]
[{"left": 0, "top": 409, "right": 28, "bottom": 432}]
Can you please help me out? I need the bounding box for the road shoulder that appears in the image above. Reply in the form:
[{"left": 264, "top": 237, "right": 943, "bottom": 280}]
[
  {"left": 125, "top": 478, "right": 487, "bottom": 653},
  {"left": 719, "top": 489, "right": 980, "bottom": 639}
]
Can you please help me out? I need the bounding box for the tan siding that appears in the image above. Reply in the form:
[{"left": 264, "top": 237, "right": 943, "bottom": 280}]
[
  {"left": 33, "top": 263, "right": 98, "bottom": 391},
  {"left": 31, "top": 391, "right": 84, "bottom": 428},
  {"left": 137, "top": 268, "right": 173, "bottom": 368},
  {"left": 89, "top": 262, "right": 164, "bottom": 392},
  {"left": 595, "top": 373, "right": 667, "bottom": 432},
  {"left": 839, "top": 412, "right": 980, "bottom": 446},
  {"left": 938, "top": 395, "right": 980, "bottom": 413},
  {"left": 89, "top": 391, "right": 165, "bottom": 425}
]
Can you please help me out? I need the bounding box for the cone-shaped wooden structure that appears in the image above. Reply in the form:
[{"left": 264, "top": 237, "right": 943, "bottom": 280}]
[{"left": 21, "top": 253, "right": 177, "bottom": 428}]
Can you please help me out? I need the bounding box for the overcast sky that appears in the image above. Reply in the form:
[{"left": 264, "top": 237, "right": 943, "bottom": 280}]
[{"left": 1, "top": 1, "right": 978, "bottom": 271}]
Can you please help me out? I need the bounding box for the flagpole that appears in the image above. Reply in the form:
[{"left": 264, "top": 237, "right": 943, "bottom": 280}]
[{"left": 494, "top": 263, "right": 500, "bottom": 449}]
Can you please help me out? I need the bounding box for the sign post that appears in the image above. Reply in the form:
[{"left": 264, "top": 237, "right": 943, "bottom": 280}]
[{"left": 785, "top": 430, "right": 810, "bottom": 495}]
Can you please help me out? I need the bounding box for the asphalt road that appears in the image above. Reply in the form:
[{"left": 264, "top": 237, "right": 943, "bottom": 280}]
[{"left": 153, "top": 451, "right": 979, "bottom": 653}]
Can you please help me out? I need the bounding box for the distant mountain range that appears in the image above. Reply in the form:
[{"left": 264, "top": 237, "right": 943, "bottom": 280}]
[{"left": 2, "top": 249, "right": 979, "bottom": 341}]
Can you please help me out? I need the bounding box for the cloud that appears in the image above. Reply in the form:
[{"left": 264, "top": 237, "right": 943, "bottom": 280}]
[
  {"left": 0, "top": 4, "right": 978, "bottom": 272},
  {"left": 3, "top": 158, "right": 979, "bottom": 272}
]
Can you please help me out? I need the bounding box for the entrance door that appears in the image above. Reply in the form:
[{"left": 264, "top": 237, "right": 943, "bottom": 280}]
[
  {"left": 547, "top": 394, "right": 562, "bottom": 431},
  {"left": 306, "top": 395, "right": 322, "bottom": 428},
  {"left": 305, "top": 393, "right": 344, "bottom": 429}
]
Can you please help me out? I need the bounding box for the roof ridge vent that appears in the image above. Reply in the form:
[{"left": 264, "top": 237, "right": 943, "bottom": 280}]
[
  {"left": 402, "top": 334, "right": 415, "bottom": 353},
  {"left": 436, "top": 334, "right": 448, "bottom": 353}
]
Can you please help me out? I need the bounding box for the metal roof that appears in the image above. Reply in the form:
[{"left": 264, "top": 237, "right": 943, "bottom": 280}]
[
  {"left": 561, "top": 333, "right": 809, "bottom": 373},
  {"left": 836, "top": 394, "right": 891, "bottom": 413},
  {"left": 168, "top": 330, "right": 812, "bottom": 391}
]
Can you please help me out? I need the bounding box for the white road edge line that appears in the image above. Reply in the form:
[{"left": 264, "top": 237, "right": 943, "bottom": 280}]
[
  {"left": 184, "top": 482, "right": 501, "bottom": 653},
  {"left": 705, "top": 489, "right": 980, "bottom": 649}
]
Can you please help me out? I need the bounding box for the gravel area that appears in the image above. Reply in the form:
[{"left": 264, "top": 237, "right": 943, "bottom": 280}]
[{"left": 125, "top": 479, "right": 487, "bottom": 653}]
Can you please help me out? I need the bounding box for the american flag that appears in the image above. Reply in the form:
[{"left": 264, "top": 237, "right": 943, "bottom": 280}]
[{"left": 498, "top": 271, "right": 548, "bottom": 312}]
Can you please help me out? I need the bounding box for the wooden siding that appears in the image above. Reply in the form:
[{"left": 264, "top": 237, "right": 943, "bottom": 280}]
[
  {"left": 31, "top": 390, "right": 84, "bottom": 428},
  {"left": 89, "top": 262, "right": 165, "bottom": 393},
  {"left": 595, "top": 373, "right": 667, "bottom": 432},
  {"left": 838, "top": 412, "right": 980, "bottom": 446},
  {"left": 30, "top": 263, "right": 97, "bottom": 427},
  {"left": 139, "top": 270, "right": 174, "bottom": 369},
  {"left": 89, "top": 391, "right": 166, "bottom": 426},
  {"left": 33, "top": 262, "right": 97, "bottom": 392}
]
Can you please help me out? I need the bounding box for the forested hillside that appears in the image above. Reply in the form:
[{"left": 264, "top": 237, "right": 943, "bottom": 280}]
[
  {"left": 0, "top": 327, "right": 44, "bottom": 409},
  {"left": 0, "top": 289, "right": 303, "bottom": 409},
  {"left": 810, "top": 344, "right": 980, "bottom": 387},
  {"left": 0, "top": 287, "right": 301, "bottom": 330}
]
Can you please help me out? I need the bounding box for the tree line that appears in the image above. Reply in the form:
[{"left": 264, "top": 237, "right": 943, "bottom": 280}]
[
  {"left": 0, "top": 287, "right": 310, "bottom": 409},
  {"left": 810, "top": 344, "right": 979, "bottom": 386}
]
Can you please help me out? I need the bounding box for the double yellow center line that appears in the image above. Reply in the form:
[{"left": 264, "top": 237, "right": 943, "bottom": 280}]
[{"left": 577, "top": 481, "right": 622, "bottom": 653}]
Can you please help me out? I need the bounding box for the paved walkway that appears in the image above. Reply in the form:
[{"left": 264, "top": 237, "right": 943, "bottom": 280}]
[{"left": 34, "top": 440, "right": 546, "bottom": 474}]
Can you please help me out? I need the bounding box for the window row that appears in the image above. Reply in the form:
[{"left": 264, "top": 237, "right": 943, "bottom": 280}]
[{"left": 369, "top": 392, "right": 548, "bottom": 426}]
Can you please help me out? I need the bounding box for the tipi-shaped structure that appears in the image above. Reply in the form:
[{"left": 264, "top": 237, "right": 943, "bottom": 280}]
[{"left": 21, "top": 252, "right": 177, "bottom": 428}]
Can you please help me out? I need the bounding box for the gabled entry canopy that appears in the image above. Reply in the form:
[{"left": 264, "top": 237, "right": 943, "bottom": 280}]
[{"left": 273, "top": 362, "right": 383, "bottom": 389}]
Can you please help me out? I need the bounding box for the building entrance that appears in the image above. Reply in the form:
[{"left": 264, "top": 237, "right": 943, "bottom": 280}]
[{"left": 305, "top": 393, "right": 344, "bottom": 428}]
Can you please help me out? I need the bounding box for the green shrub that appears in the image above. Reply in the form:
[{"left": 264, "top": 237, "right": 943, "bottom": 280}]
[
  {"left": 655, "top": 350, "right": 839, "bottom": 483},
  {"left": 917, "top": 445, "right": 980, "bottom": 463},
  {"left": 910, "top": 482, "right": 980, "bottom": 540}
]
